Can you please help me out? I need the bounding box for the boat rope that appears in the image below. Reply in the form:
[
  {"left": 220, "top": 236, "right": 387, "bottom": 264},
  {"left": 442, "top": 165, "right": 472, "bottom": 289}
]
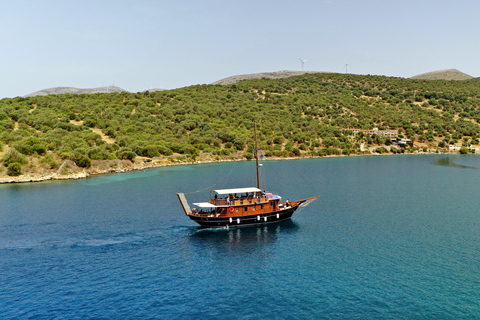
[
  {"left": 183, "top": 161, "right": 236, "bottom": 195},
  {"left": 219, "top": 160, "right": 236, "bottom": 188},
  {"left": 183, "top": 184, "right": 217, "bottom": 195},
  {"left": 285, "top": 158, "right": 311, "bottom": 185}
]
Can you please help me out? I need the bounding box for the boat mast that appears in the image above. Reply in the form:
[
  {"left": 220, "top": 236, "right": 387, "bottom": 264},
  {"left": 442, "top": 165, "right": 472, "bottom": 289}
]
[{"left": 254, "top": 122, "right": 260, "bottom": 189}]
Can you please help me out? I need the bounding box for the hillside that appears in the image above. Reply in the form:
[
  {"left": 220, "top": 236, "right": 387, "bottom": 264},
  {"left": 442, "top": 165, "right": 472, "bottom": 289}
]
[
  {"left": 410, "top": 69, "right": 473, "bottom": 81},
  {"left": 25, "top": 86, "right": 127, "bottom": 97},
  {"left": 2, "top": 72, "right": 480, "bottom": 182},
  {"left": 212, "top": 70, "right": 323, "bottom": 85}
]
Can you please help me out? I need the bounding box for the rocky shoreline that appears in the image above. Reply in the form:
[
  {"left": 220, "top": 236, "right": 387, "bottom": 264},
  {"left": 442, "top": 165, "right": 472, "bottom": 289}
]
[
  {"left": 0, "top": 155, "right": 242, "bottom": 184},
  {"left": 0, "top": 149, "right": 459, "bottom": 185}
]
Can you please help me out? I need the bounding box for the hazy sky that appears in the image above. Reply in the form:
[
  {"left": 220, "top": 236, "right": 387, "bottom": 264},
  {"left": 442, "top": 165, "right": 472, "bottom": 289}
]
[{"left": 1, "top": 0, "right": 479, "bottom": 98}]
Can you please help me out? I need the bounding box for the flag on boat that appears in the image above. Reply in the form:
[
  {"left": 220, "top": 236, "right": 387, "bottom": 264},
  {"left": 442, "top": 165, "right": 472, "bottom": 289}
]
[{"left": 255, "top": 151, "right": 264, "bottom": 160}]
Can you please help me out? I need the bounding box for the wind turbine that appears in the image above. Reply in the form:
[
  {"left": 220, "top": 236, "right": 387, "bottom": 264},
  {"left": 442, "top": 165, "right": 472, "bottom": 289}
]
[
  {"left": 344, "top": 63, "right": 351, "bottom": 74},
  {"left": 299, "top": 58, "right": 307, "bottom": 71}
]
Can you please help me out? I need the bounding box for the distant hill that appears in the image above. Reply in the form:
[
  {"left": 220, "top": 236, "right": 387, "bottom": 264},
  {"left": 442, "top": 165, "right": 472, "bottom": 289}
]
[
  {"left": 143, "top": 88, "right": 166, "bottom": 93},
  {"left": 410, "top": 69, "right": 473, "bottom": 81},
  {"left": 212, "top": 70, "right": 324, "bottom": 85},
  {"left": 25, "top": 86, "right": 127, "bottom": 97}
]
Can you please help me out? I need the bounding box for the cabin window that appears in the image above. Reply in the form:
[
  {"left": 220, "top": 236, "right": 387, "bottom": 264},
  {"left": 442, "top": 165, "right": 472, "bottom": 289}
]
[
  {"left": 252, "top": 205, "right": 256, "bottom": 211},
  {"left": 244, "top": 206, "right": 248, "bottom": 212},
  {"left": 236, "top": 207, "right": 239, "bottom": 213},
  {"left": 261, "top": 204, "right": 264, "bottom": 210}
]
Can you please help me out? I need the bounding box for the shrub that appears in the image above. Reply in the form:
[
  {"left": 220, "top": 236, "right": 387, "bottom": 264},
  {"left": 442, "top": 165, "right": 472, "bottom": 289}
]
[
  {"left": 244, "top": 152, "right": 254, "bottom": 160},
  {"left": 2, "top": 148, "right": 28, "bottom": 166},
  {"left": 233, "top": 138, "right": 245, "bottom": 151},
  {"left": 7, "top": 163, "right": 22, "bottom": 176},
  {"left": 299, "top": 143, "right": 309, "bottom": 151},
  {"left": 70, "top": 152, "right": 91, "bottom": 167},
  {"left": 219, "top": 149, "right": 230, "bottom": 155},
  {"left": 32, "top": 144, "right": 47, "bottom": 155},
  {"left": 40, "top": 154, "right": 59, "bottom": 169},
  {"left": 117, "top": 147, "right": 136, "bottom": 161},
  {"left": 158, "top": 145, "right": 173, "bottom": 156},
  {"left": 342, "top": 148, "right": 352, "bottom": 155},
  {"left": 273, "top": 135, "right": 284, "bottom": 144},
  {"left": 183, "top": 145, "right": 199, "bottom": 156},
  {"left": 12, "top": 140, "right": 34, "bottom": 155}
]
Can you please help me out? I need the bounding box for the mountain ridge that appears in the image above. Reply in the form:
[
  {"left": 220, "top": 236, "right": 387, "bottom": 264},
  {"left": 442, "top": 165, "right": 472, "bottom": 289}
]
[
  {"left": 24, "top": 86, "right": 128, "bottom": 97},
  {"left": 212, "top": 70, "right": 326, "bottom": 85},
  {"left": 22, "top": 69, "right": 476, "bottom": 98},
  {"left": 410, "top": 69, "right": 473, "bottom": 81}
]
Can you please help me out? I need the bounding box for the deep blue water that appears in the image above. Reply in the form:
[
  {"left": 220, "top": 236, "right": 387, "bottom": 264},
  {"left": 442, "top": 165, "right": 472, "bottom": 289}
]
[{"left": 1, "top": 155, "right": 480, "bottom": 319}]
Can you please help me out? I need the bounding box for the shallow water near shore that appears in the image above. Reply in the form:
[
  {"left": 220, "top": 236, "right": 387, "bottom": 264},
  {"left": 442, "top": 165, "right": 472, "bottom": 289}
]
[{"left": 1, "top": 154, "right": 480, "bottom": 319}]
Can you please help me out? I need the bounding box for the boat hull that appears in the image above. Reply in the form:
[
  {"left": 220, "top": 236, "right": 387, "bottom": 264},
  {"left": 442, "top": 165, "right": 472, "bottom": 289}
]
[{"left": 188, "top": 206, "right": 298, "bottom": 228}]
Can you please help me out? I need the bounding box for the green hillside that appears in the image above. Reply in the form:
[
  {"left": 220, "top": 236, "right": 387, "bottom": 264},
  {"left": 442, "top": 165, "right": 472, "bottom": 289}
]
[{"left": 1, "top": 73, "right": 480, "bottom": 177}]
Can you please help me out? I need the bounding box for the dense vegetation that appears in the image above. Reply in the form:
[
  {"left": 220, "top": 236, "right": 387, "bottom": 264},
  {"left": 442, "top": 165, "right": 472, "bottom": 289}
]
[{"left": 2, "top": 73, "right": 480, "bottom": 176}]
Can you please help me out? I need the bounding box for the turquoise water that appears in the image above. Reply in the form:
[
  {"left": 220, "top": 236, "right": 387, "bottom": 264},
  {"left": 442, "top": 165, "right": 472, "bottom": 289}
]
[{"left": 1, "top": 155, "right": 480, "bottom": 319}]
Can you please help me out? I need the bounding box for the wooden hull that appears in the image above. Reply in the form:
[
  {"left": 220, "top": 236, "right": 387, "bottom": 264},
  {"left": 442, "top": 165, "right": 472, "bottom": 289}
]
[
  {"left": 187, "top": 205, "right": 298, "bottom": 228},
  {"left": 178, "top": 191, "right": 320, "bottom": 229}
]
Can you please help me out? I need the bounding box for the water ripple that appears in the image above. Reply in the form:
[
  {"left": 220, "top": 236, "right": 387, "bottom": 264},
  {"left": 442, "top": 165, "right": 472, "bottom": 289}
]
[{"left": 2, "top": 156, "right": 480, "bottom": 319}]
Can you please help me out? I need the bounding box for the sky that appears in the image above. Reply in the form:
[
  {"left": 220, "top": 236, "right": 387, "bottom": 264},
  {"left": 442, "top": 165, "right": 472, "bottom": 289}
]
[{"left": 1, "top": 0, "right": 479, "bottom": 98}]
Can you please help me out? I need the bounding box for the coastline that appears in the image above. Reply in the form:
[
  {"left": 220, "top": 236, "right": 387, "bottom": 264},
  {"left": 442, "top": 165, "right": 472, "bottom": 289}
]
[
  {"left": 0, "top": 150, "right": 461, "bottom": 185},
  {"left": 0, "top": 155, "right": 243, "bottom": 185}
]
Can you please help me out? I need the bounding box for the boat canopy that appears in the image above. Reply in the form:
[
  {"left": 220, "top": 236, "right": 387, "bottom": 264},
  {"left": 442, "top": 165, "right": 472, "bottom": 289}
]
[
  {"left": 192, "top": 202, "right": 218, "bottom": 208},
  {"left": 212, "top": 187, "right": 262, "bottom": 195}
]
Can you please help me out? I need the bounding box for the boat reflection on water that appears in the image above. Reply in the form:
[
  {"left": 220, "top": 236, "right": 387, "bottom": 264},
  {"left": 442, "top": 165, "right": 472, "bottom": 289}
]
[{"left": 188, "top": 219, "right": 299, "bottom": 253}]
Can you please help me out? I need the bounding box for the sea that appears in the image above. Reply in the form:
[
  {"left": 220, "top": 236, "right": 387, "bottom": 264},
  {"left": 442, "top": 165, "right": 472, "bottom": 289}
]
[{"left": 1, "top": 155, "right": 480, "bottom": 319}]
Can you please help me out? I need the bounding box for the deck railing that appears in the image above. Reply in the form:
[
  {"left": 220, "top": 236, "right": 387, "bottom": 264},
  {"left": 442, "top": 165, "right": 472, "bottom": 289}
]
[{"left": 210, "top": 196, "right": 270, "bottom": 206}]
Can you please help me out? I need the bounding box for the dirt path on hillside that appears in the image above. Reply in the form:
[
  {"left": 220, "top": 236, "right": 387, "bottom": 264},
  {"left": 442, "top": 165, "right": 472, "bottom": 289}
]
[{"left": 90, "top": 128, "right": 116, "bottom": 144}]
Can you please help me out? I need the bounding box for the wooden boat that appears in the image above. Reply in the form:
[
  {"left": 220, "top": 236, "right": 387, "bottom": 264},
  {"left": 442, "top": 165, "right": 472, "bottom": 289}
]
[{"left": 177, "top": 124, "right": 320, "bottom": 228}]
